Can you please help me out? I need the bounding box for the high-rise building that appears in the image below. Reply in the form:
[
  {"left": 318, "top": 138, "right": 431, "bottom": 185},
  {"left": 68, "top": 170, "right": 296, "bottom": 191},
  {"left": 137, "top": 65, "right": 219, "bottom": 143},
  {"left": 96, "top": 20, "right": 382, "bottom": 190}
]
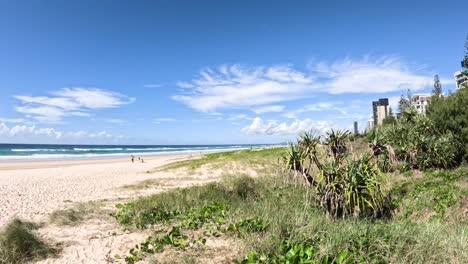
[
  {"left": 367, "top": 117, "right": 374, "bottom": 131},
  {"left": 372, "top": 98, "right": 390, "bottom": 126},
  {"left": 411, "top": 94, "right": 432, "bottom": 114},
  {"left": 454, "top": 70, "right": 468, "bottom": 89},
  {"left": 353, "top": 121, "right": 358, "bottom": 135},
  {"left": 367, "top": 115, "right": 374, "bottom": 132}
]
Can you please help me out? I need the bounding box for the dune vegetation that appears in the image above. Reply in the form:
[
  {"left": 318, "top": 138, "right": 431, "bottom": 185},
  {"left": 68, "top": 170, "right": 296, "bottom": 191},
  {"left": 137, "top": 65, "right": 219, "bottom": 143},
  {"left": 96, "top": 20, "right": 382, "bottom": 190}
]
[
  {"left": 112, "top": 150, "right": 467, "bottom": 263},
  {"left": 110, "top": 88, "right": 468, "bottom": 263}
]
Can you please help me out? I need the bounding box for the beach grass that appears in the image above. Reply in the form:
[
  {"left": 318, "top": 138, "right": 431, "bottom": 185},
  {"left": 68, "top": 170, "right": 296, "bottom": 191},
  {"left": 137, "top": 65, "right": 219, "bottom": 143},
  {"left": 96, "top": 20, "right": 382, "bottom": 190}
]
[
  {"left": 154, "top": 147, "right": 285, "bottom": 172},
  {"left": 112, "top": 148, "right": 468, "bottom": 263},
  {"left": 49, "top": 201, "right": 108, "bottom": 226},
  {"left": 121, "top": 179, "right": 164, "bottom": 190},
  {"left": 0, "top": 219, "right": 58, "bottom": 264}
]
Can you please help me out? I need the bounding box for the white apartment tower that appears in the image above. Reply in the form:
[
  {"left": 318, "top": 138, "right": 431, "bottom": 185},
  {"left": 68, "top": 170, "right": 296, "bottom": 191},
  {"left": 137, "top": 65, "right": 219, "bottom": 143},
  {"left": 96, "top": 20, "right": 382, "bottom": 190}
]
[
  {"left": 372, "top": 98, "right": 390, "bottom": 126},
  {"left": 454, "top": 71, "right": 468, "bottom": 89},
  {"left": 411, "top": 94, "right": 432, "bottom": 114}
]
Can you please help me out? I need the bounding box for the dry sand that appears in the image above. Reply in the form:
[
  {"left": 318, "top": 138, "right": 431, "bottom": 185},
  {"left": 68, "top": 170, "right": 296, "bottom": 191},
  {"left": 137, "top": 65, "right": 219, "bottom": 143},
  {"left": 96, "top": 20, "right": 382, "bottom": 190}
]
[
  {"left": 0, "top": 153, "right": 246, "bottom": 263},
  {"left": 0, "top": 154, "right": 194, "bottom": 226}
]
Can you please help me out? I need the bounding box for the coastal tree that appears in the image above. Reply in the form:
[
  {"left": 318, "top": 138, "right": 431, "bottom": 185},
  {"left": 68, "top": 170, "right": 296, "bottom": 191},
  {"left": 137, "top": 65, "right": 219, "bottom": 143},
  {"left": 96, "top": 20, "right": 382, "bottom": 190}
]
[
  {"left": 398, "top": 89, "right": 412, "bottom": 113},
  {"left": 382, "top": 108, "right": 397, "bottom": 126}
]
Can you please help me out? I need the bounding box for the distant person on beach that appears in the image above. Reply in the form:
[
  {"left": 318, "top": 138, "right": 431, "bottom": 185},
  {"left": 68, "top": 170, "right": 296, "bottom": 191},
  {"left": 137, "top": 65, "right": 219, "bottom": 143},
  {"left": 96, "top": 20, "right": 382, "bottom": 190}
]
[
  {"left": 131, "top": 155, "right": 135, "bottom": 163},
  {"left": 141, "top": 158, "right": 145, "bottom": 163}
]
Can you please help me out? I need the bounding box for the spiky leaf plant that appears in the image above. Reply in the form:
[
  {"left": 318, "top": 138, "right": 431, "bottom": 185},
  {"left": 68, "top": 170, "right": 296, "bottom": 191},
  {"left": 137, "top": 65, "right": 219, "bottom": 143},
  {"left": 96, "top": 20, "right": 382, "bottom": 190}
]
[{"left": 283, "top": 130, "right": 385, "bottom": 218}]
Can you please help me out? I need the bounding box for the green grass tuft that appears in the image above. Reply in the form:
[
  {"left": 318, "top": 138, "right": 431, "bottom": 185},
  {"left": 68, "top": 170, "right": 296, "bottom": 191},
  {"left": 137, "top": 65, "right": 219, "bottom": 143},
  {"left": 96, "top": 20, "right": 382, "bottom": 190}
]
[
  {"left": 49, "top": 201, "right": 106, "bottom": 226},
  {"left": 0, "top": 219, "right": 58, "bottom": 264}
]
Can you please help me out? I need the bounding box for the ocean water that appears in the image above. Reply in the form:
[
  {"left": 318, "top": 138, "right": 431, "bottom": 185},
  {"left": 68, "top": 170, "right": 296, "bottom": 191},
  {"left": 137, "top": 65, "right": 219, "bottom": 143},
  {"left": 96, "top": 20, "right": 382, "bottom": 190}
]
[{"left": 0, "top": 144, "right": 272, "bottom": 161}]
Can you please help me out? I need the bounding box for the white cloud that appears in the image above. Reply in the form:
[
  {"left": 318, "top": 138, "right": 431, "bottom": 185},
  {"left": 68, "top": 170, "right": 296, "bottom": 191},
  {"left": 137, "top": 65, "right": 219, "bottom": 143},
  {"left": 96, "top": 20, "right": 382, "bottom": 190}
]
[
  {"left": 175, "top": 81, "right": 195, "bottom": 89},
  {"left": 0, "top": 118, "right": 25, "bottom": 123},
  {"left": 241, "top": 117, "right": 335, "bottom": 135},
  {"left": 15, "top": 106, "right": 66, "bottom": 123},
  {"left": 0, "top": 122, "right": 116, "bottom": 143},
  {"left": 283, "top": 102, "right": 347, "bottom": 119},
  {"left": 253, "top": 105, "right": 285, "bottom": 114},
  {"left": 173, "top": 56, "right": 437, "bottom": 112},
  {"left": 69, "top": 111, "right": 90, "bottom": 117},
  {"left": 52, "top": 88, "right": 135, "bottom": 109},
  {"left": 227, "top": 114, "right": 252, "bottom": 121},
  {"left": 0, "top": 123, "right": 62, "bottom": 139},
  {"left": 14, "top": 95, "right": 80, "bottom": 110},
  {"left": 173, "top": 65, "right": 314, "bottom": 112},
  {"left": 14, "top": 87, "right": 135, "bottom": 123},
  {"left": 309, "top": 56, "right": 434, "bottom": 94}
]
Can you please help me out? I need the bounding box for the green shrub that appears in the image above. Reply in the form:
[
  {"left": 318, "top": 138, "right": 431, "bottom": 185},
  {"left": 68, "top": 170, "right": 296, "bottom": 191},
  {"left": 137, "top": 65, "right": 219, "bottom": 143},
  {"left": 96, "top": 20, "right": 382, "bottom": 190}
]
[
  {"left": 369, "top": 108, "right": 461, "bottom": 171},
  {"left": 0, "top": 219, "right": 57, "bottom": 264},
  {"left": 226, "top": 174, "right": 258, "bottom": 200},
  {"left": 235, "top": 240, "right": 348, "bottom": 264},
  {"left": 427, "top": 86, "right": 468, "bottom": 162}
]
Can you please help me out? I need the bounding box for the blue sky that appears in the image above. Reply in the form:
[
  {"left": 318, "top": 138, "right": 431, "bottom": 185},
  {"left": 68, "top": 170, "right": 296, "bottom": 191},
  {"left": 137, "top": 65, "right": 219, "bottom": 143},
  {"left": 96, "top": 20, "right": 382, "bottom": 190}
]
[{"left": 0, "top": 0, "right": 466, "bottom": 144}]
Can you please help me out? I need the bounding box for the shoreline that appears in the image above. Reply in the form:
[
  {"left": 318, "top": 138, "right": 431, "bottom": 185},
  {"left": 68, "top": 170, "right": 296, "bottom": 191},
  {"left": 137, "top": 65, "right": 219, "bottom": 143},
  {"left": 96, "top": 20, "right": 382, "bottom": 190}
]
[
  {"left": 0, "top": 147, "right": 256, "bottom": 163},
  {"left": 0, "top": 153, "right": 197, "bottom": 171}
]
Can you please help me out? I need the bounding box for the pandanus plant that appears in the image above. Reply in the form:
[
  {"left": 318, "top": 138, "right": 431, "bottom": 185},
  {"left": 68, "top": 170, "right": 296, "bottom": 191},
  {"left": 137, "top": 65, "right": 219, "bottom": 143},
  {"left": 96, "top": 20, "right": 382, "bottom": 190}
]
[
  {"left": 367, "top": 128, "right": 397, "bottom": 172},
  {"left": 283, "top": 131, "right": 321, "bottom": 186},
  {"left": 323, "top": 129, "right": 350, "bottom": 162},
  {"left": 283, "top": 130, "right": 385, "bottom": 218}
]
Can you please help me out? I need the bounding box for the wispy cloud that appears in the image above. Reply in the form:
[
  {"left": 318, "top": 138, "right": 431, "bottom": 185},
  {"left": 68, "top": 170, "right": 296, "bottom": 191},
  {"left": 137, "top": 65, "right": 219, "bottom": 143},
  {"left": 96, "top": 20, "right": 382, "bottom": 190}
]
[
  {"left": 173, "top": 65, "right": 313, "bottom": 112},
  {"left": 173, "top": 56, "right": 437, "bottom": 112},
  {"left": 227, "top": 114, "right": 252, "bottom": 121},
  {"left": 241, "top": 117, "right": 336, "bottom": 136},
  {"left": 14, "top": 88, "right": 135, "bottom": 123},
  {"left": 0, "top": 118, "right": 26, "bottom": 124},
  {"left": 309, "top": 56, "right": 435, "bottom": 94},
  {"left": 253, "top": 105, "right": 285, "bottom": 114},
  {"left": 175, "top": 81, "right": 195, "bottom": 88},
  {"left": 283, "top": 102, "right": 337, "bottom": 119}
]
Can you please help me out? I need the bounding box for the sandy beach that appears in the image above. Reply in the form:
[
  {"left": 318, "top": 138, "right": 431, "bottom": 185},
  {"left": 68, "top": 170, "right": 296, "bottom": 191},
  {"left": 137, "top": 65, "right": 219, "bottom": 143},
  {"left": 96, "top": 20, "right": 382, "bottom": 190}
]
[
  {"left": 0, "top": 151, "right": 256, "bottom": 263},
  {"left": 0, "top": 154, "right": 194, "bottom": 227}
]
